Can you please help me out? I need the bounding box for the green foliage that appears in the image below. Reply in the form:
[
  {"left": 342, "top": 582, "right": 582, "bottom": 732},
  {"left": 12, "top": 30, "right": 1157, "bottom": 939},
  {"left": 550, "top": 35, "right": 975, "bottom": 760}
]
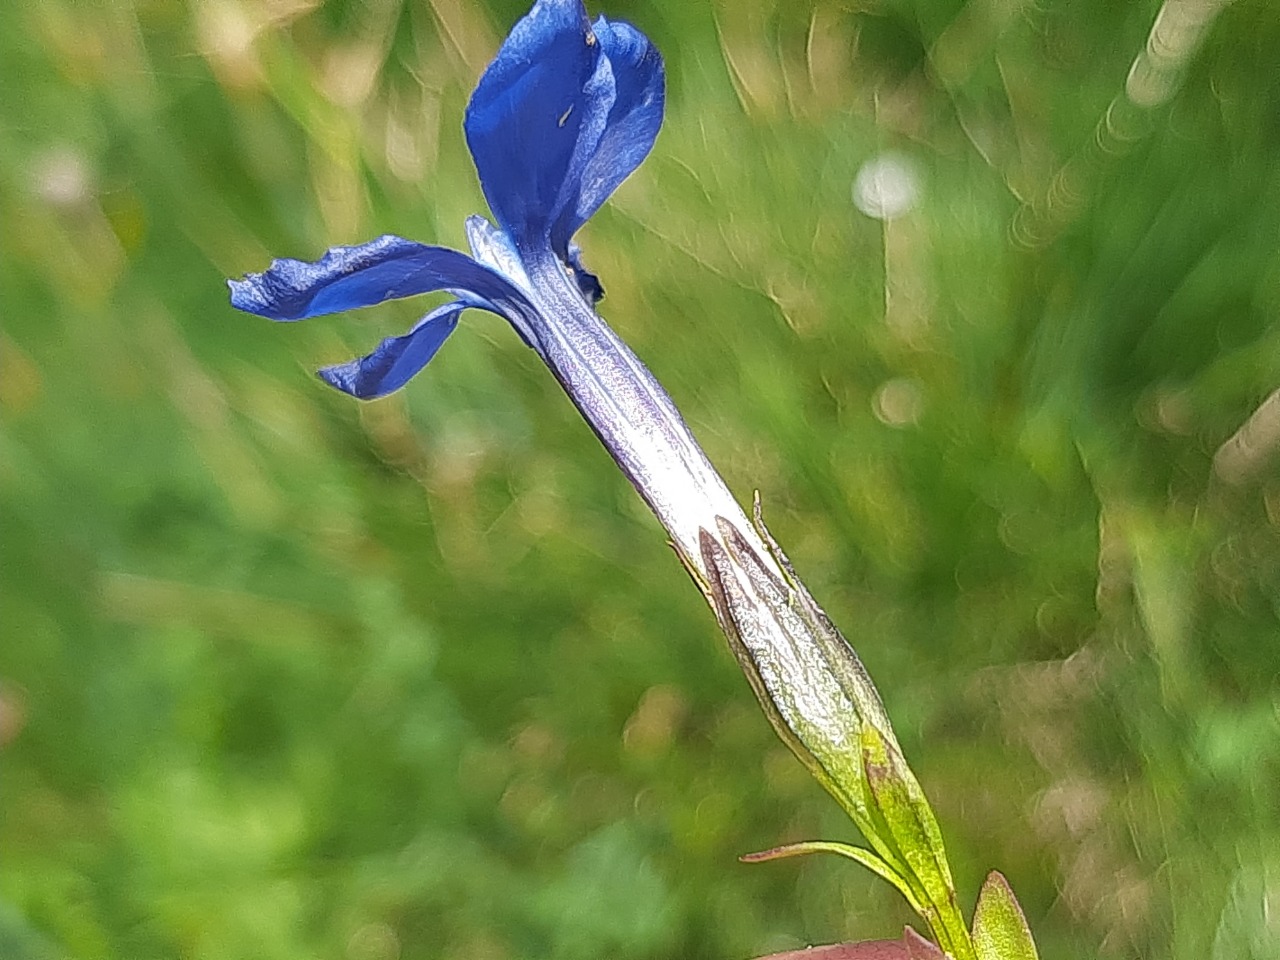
[
  {"left": 972, "top": 873, "right": 1038, "bottom": 960},
  {"left": 2, "top": 1, "right": 1279, "bottom": 959}
]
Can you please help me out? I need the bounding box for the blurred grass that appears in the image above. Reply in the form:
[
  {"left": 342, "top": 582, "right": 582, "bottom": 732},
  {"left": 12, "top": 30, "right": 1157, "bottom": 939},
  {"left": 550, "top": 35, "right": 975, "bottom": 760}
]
[{"left": 2, "top": 0, "right": 1279, "bottom": 958}]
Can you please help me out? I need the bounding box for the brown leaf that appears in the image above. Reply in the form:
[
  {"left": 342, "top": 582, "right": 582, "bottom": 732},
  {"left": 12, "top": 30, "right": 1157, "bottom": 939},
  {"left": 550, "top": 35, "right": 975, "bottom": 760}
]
[{"left": 752, "top": 927, "right": 946, "bottom": 960}]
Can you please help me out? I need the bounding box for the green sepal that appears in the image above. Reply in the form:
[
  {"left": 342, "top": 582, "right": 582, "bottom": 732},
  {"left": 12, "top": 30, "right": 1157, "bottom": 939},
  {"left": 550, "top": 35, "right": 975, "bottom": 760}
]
[
  {"left": 860, "top": 725, "right": 975, "bottom": 960},
  {"left": 971, "top": 872, "right": 1040, "bottom": 960}
]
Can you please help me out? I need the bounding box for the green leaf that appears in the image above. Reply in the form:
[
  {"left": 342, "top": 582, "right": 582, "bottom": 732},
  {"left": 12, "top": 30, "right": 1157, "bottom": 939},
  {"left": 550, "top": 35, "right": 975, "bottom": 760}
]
[
  {"left": 972, "top": 872, "right": 1040, "bottom": 960},
  {"left": 739, "top": 840, "right": 927, "bottom": 918}
]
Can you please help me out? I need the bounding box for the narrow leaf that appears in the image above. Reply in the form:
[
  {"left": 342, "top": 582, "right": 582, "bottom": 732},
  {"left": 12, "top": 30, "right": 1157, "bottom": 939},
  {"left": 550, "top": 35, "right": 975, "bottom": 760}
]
[{"left": 740, "top": 840, "right": 926, "bottom": 917}]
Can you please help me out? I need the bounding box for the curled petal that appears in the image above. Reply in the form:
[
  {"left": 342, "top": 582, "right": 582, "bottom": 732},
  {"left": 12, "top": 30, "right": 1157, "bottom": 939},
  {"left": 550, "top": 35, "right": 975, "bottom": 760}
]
[
  {"left": 229, "top": 234, "right": 548, "bottom": 395},
  {"left": 228, "top": 235, "right": 528, "bottom": 323},
  {"left": 550, "top": 16, "right": 664, "bottom": 254},
  {"left": 464, "top": 0, "right": 610, "bottom": 247},
  {"left": 317, "top": 301, "right": 466, "bottom": 399}
]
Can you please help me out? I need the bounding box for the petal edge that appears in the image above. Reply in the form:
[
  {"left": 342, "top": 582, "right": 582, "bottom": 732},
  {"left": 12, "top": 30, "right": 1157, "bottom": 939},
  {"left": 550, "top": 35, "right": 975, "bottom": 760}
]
[
  {"left": 550, "top": 16, "right": 665, "bottom": 253},
  {"left": 464, "top": 0, "right": 607, "bottom": 248},
  {"left": 228, "top": 235, "right": 523, "bottom": 321},
  {"left": 317, "top": 301, "right": 466, "bottom": 399}
]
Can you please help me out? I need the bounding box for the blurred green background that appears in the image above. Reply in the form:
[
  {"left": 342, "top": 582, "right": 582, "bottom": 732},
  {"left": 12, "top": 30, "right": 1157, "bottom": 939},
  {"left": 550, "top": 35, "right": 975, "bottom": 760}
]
[{"left": 3, "top": 0, "right": 1279, "bottom": 957}]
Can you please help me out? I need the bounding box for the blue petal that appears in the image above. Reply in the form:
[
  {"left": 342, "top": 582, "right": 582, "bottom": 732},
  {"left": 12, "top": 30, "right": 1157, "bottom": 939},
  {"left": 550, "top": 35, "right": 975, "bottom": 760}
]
[
  {"left": 464, "top": 0, "right": 612, "bottom": 249},
  {"left": 228, "top": 235, "right": 526, "bottom": 321},
  {"left": 549, "top": 17, "right": 664, "bottom": 254},
  {"left": 318, "top": 301, "right": 465, "bottom": 399}
]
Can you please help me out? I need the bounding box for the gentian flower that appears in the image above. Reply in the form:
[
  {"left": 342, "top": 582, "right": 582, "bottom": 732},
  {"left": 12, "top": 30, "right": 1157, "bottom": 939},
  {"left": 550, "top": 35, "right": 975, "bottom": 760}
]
[
  {"left": 228, "top": 4, "right": 1011, "bottom": 957},
  {"left": 229, "top": 0, "right": 894, "bottom": 806},
  {"left": 228, "top": 0, "right": 897, "bottom": 879},
  {"left": 229, "top": 0, "right": 749, "bottom": 575}
]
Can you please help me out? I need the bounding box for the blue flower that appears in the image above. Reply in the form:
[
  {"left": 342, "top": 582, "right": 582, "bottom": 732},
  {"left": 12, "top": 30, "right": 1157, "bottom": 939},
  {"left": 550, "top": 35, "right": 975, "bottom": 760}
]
[
  {"left": 228, "top": 0, "right": 759, "bottom": 567},
  {"left": 227, "top": 1, "right": 894, "bottom": 780},
  {"left": 229, "top": 6, "right": 931, "bottom": 917},
  {"left": 229, "top": 0, "right": 660, "bottom": 399}
]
